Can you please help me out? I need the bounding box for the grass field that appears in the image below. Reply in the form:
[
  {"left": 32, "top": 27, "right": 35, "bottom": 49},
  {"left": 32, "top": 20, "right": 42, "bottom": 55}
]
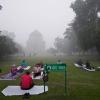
[{"left": 0, "top": 56, "right": 100, "bottom": 100}]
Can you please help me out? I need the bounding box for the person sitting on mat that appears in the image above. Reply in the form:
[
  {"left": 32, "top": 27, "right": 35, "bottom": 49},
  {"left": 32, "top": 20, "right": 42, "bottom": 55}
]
[
  {"left": 77, "top": 59, "right": 83, "bottom": 66},
  {"left": 85, "top": 60, "right": 92, "bottom": 69},
  {"left": 11, "top": 64, "right": 17, "bottom": 76},
  {"left": 33, "top": 63, "right": 42, "bottom": 77},
  {"left": 20, "top": 71, "right": 34, "bottom": 90},
  {"left": 36, "top": 62, "right": 44, "bottom": 68},
  {"left": 17, "top": 60, "right": 28, "bottom": 73},
  {"left": 20, "top": 59, "right": 28, "bottom": 68},
  {"left": 57, "top": 59, "right": 62, "bottom": 64}
]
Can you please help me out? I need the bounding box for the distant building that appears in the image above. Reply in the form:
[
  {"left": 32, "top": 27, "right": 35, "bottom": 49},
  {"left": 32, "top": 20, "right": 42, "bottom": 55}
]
[{"left": 26, "top": 30, "right": 45, "bottom": 56}]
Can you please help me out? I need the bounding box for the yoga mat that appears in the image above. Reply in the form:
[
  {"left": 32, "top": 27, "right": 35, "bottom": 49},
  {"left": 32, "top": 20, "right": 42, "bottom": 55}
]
[{"left": 2, "top": 85, "right": 48, "bottom": 96}]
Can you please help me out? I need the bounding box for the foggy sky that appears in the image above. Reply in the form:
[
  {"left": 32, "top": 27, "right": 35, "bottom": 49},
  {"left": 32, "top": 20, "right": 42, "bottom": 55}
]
[{"left": 0, "top": 0, "right": 75, "bottom": 48}]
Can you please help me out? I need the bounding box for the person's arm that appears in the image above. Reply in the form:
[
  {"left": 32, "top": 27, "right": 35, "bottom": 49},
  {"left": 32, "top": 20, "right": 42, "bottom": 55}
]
[
  {"left": 10, "top": 68, "right": 12, "bottom": 73},
  {"left": 30, "top": 76, "right": 33, "bottom": 85},
  {"left": 20, "top": 76, "right": 22, "bottom": 86}
]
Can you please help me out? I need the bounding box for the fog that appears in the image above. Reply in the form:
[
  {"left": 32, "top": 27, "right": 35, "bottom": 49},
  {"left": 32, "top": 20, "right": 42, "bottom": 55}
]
[{"left": 0, "top": 0, "right": 75, "bottom": 49}]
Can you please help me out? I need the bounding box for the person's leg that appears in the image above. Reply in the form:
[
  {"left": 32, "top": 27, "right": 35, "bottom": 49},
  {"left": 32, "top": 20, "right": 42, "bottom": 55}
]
[
  {"left": 21, "top": 87, "right": 27, "bottom": 90},
  {"left": 28, "top": 84, "right": 34, "bottom": 89},
  {"left": 28, "top": 82, "right": 35, "bottom": 89},
  {"left": 21, "top": 83, "right": 34, "bottom": 90},
  {"left": 36, "top": 72, "right": 41, "bottom": 76}
]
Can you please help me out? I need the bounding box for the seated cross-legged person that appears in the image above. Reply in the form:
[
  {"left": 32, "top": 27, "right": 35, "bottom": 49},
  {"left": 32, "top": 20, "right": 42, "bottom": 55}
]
[
  {"left": 57, "top": 59, "right": 62, "bottom": 64},
  {"left": 20, "top": 71, "right": 34, "bottom": 90},
  {"left": 77, "top": 59, "right": 83, "bottom": 66},
  {"left": 17, "top": 60, "right": 28, "bottom": 73},
  {"left": 33, "top": 64, "right": 42, "bottom": 77},
  {"left": 20, "top": 60, "right": 28, "bottom": 68},
  {"left": 11, "top": 64, "right": 18, "bottom": 76},
  {"left": 85, "top": 60, "right": 92, "bottom": 69},
  {"left": 37, "top": 62, "right": 44, "bottom": 68}
]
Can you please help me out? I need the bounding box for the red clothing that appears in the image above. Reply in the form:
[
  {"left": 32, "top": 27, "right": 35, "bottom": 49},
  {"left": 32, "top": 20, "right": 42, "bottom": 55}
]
[{"left": 20, "top": 74, "right": 33, "bottom": 89}]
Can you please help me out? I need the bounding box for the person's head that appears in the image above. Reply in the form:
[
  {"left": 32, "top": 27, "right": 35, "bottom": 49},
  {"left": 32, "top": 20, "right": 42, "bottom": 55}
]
[
  {"left": 12, "top": 64, "right": 16, "bottom": 68},
  {"left": 35, "top": 64, "right": 40, "bottom": 67},
  {"left": 22, "top": 59, "right": 25, "bottom": 62},
  {"left": 58, "top": 59, "right": 61, "bottom": 62},
  {"left": 26, "top": 71, "right": 30, "bottom": 75}
]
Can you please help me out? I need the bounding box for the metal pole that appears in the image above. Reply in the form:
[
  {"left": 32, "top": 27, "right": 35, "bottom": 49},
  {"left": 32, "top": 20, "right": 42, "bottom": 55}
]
[
  {"left": 43, "top": 64, "right": 46, "bottom": 93},
  {"left": 64, "top": 65, "right": 67, "bottom": 95},
  {"left": 43, "top": 71, "right": 45, "bottom": 93}
]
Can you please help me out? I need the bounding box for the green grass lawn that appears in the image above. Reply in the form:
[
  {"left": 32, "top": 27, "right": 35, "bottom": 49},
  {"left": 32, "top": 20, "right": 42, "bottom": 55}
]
[{"left": 0, "top": 56, "right": 100, "bottom": 100}]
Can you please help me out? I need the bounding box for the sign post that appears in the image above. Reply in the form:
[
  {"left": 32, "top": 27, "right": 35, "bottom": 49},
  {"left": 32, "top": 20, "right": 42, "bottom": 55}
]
[{"left": 43, "top": 63, "right": 67, "bottom": 94}]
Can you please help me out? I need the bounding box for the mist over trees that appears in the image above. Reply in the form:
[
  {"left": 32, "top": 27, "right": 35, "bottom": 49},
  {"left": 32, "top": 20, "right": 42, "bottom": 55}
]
[
  {"left": 47, "top": 47, "right": 57, "bottom": 56},
  {"left": 1, "top": 0, "right": 100, "bottom": 57},
  {"left": 26, "top": 30, "right": 46, "bottom": 56},
  {"left": 0, "top": 6, "right": 26, "bottom": 58},
  {"left": 71, "top": 0, "right": 100, "bottom": 54},
  {"left": 54, "top": 0, "right": 100, "bottom": 56},
  {"left": 53, "top": 27, "right": 78, "bottom": 55},
  {"left": 0, "top": 31, "right": 19, "bottom": 58},
  {"left": 0, "top": 5, "right": 2, "bottom": 10}
]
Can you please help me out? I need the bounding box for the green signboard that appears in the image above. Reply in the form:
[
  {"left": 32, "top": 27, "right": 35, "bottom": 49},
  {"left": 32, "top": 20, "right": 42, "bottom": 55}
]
[
  {"left": 43, "top": 63, "right": 67, "bottom": 94},
  {"left": 44, "top": 64, "right": 66, "bottom": 71}
]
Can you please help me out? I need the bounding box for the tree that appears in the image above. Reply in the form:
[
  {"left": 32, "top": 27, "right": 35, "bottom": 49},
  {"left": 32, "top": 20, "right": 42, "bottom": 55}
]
[
  {"left": 47, "top": 48, "right": 57, "bottom": 55},
  {"left": 15, "top": 43, "right": 24, "bottom": 56},
  {"left": 1, "top": 30, "right": 15, "bottom": 39},
  {"left": 54, "top": 37, "right": 64, "bottom": 53},
  {"left": 54, "top": 27, "right": 78, "bottom": 55},
  {"left": 71, "top": 0, "right": 100, "bottom": 53},
  {"left": 0, "top": 5, "right": 2, "bottom": 10},
  {"left": 0, "top": 6, "right": 19, "bottom": 58},
  {"left": 26, "top": 30, "right": 45, "bottom": 56},
  {"left": 0, "top": 31, "right": 18, "bottom": 58},
  {"left": 63, "top": 27, "right": 79, "bottom": 53}
]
